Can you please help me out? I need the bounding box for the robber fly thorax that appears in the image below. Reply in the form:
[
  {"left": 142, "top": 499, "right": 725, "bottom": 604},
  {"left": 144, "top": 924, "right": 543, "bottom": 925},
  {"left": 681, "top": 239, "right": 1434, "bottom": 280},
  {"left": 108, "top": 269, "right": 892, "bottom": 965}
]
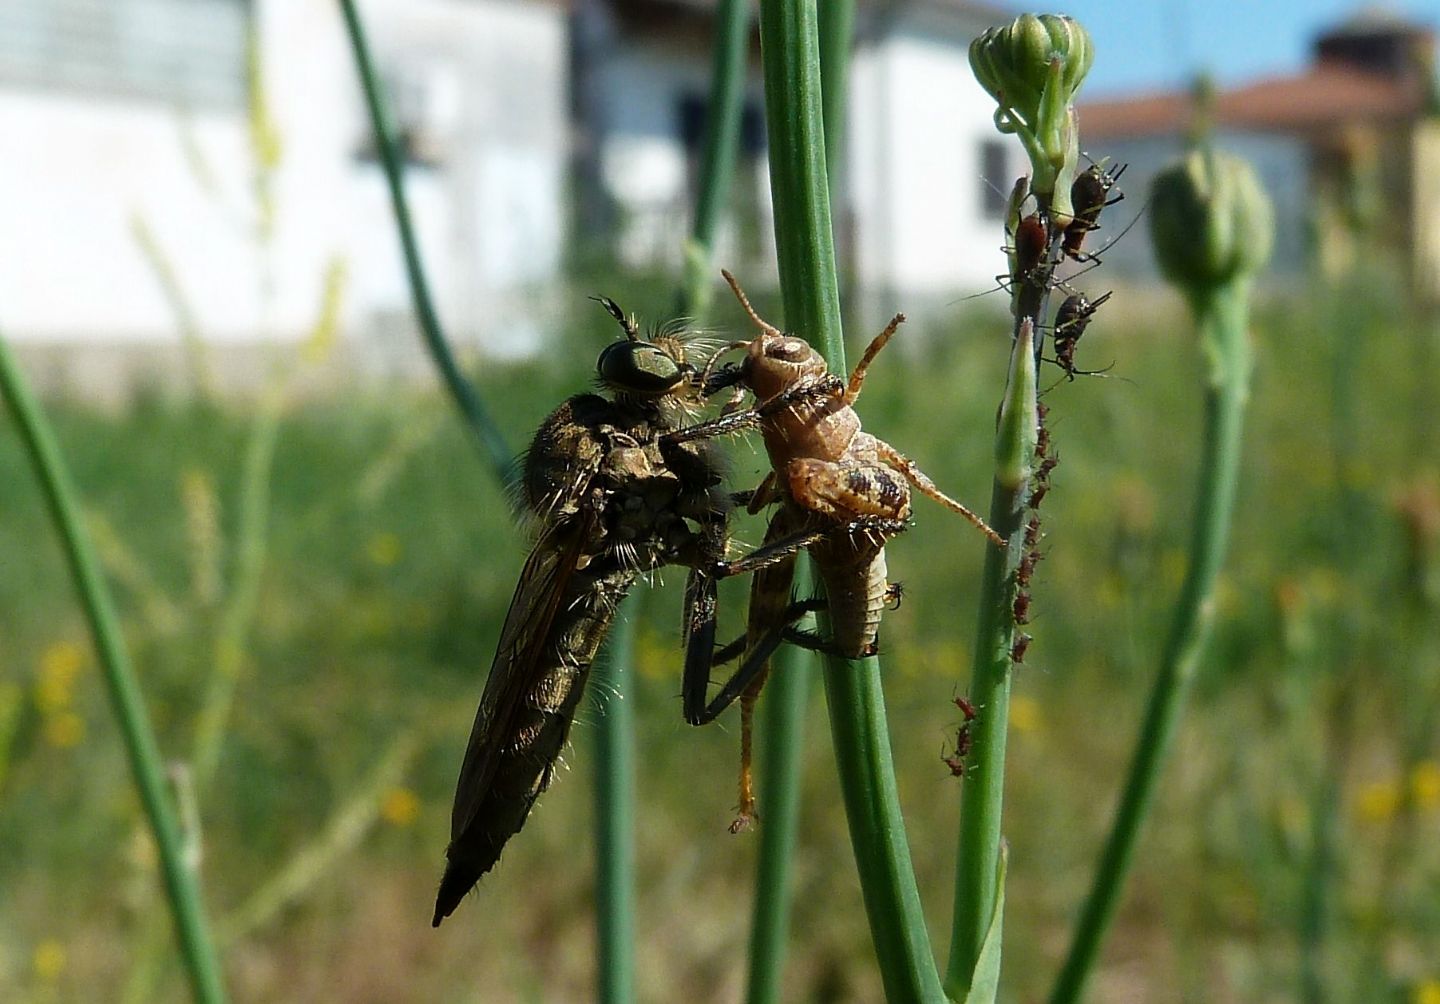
[{"left": 433, "top": 301, "right": 731, "bottom": 926}]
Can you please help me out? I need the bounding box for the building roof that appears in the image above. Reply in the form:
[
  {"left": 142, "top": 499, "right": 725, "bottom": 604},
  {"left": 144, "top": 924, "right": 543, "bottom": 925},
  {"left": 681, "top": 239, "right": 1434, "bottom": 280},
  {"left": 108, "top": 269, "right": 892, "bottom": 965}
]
[{"left": 1079, "top": 61, "right": 1428, "bottom": 140}]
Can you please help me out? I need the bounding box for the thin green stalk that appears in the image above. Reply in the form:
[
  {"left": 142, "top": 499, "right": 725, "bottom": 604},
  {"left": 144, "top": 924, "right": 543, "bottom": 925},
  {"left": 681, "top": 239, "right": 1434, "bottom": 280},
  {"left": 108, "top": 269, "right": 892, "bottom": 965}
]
[
  {"left": 945, "top": 274, "right": 1043, "bottom": 994},
  {"left": 1049, "top": 283, "right": 1252, "bottom": 1003},
  {"left": 744, "top": 589, "right": 812, "bottom": 1004},
  {"left": 817, "top": 0, "right": 855, "bottom": 173},
  {"left": 682, "top": 0, "right": 751, "bottom": 320},
  {"left": 338, "top": 0, "right": 513, "bottom": 484},
  {"left": 192, "top": 388, "right": 282, "bottom": 791},
  {"left": 747, "top": 7, "right": 849, "bottom": 1000},
  {"left": 592, "top": 611, "right": 636, "bottom": 1004},
  {"left": 759, "top": 3, "right": 944, "bottom": 1000},
  {"left": 0, "top": 333, "right": 227, "bottom": 1003}
]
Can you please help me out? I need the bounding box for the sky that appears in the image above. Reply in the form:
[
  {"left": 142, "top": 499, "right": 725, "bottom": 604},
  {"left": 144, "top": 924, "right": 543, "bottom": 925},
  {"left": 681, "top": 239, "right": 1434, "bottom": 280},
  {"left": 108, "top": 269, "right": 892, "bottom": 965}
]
[{"left": 1055, "top": 0, "right": 1440, "bottom": 98}]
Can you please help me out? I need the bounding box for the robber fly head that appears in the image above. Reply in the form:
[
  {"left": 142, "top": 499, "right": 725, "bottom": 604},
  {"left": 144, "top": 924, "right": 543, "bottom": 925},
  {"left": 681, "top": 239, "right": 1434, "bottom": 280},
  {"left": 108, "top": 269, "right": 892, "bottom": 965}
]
[{"left": 593, "top": 296, "right": 698, "bottom": 398}]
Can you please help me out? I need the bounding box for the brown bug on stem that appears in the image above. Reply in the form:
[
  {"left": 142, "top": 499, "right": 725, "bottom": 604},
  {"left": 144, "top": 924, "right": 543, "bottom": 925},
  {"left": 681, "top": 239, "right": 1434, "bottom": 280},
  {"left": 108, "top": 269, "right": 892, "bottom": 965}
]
[
  {"left": 1051, "top": 290, "right": 1114, "bottom": 380},
  {"left": 944, "top": 699, "right": 976, "bottom": 777},
  {"left": 670, "top": 270, "right": 1003, "bottom": 828},
  {"left": 1011, "top": 632, "right": 1032, "bottom": 664},
  {"left": 1013, "top": 591, "right": 1032, "bottom": 625},
  {"left": 1064, "top": 160, "right": 1127, "bottom": 261}
]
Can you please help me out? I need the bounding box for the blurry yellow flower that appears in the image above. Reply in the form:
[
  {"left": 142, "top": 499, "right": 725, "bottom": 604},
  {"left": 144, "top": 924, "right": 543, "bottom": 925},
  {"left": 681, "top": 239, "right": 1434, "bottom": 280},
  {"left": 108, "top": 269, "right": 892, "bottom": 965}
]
[
  {"left": 1411, "top": 760, "right": 1440, "bottom": 811},
  {"left": 44, "top": 712, "right": 86, "bottom": 749},
  {"left": 367, "top": 532, "right": 402, "bottom": 568},
  {"left": 33, "top": 939, "right": 65, "bottom": 982},
  {"left": 35, "top": 641, "right": 86, "bottom": 712},
  {"left": 1355, "top": 778, "right": 1400, "bottom": 824},
  {"left": 1413, "top": 979, "right": 1440, "bottom": 1004},
  {"left": 381, "top": 787, "right": 421, "bottom": 827},
  {"left": 1009, "top": 694, "right": 1042, "bottom": 735}
]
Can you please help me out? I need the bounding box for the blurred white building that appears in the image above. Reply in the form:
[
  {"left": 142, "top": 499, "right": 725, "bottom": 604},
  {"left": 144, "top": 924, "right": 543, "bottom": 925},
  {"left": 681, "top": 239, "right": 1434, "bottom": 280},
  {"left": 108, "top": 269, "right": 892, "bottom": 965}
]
[{"left": 0, "top": 0, "right": 1015, "bottom": 374}]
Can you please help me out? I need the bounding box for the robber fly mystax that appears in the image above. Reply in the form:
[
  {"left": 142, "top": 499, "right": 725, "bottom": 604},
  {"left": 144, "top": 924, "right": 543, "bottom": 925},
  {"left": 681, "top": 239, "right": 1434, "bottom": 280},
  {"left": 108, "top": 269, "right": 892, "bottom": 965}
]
[
  {"left": 432, "top": 299, "right": 741, "bottom": 926},
  {"left": 667, "top": 271, "right": 1003, "bottom": 828}
]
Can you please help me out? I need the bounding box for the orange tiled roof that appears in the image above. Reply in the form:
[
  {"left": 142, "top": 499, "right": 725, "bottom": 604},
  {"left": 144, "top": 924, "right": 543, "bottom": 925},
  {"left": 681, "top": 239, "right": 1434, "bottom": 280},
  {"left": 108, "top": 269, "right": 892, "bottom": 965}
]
[{"left": 1079, "top": 61, "right": 1428, "bottom": 139}]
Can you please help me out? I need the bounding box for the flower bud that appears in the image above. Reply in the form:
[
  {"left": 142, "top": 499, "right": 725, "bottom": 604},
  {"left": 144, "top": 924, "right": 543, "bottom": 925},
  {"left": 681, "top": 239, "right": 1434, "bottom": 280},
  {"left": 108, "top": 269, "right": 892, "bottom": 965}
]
[
  {"left": 1149, "top": 149, "right": 1274, "bottom": 291},
  {"left": 969, "top": 15, "right": 1093, "bottom": 209}
]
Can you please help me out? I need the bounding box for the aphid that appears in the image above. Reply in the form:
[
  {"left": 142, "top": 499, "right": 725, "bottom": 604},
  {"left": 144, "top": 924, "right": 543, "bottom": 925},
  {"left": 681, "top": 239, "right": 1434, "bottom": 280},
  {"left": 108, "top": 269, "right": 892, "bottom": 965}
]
[
  {"left": 1013, "top": 590, "right": 1031, "bottom": 625},
  {"left": 1017, "top": 549, "right": 1042, "bottom": 587},
  {"left": 944, "top": 709, "right": 975, "bottom": 778},
  {"left": 1011, "top": 631, "right": 1032, "bottom": 664},
  {"left": 1024, "top": 515, "right": 1042, "bottom": 549},
  {"left": 1052, "top": 290, "right": 1113, "bottom": 380},
  {"left": 1011, "top": 213, "right": 1049, "bottom": 286},
  {"left": 1028, "top": 481, "right": 1050, "bottom": 510},
  {"left": 944, "top": 747, "right": 968, "bottom": 777},
  {"left": 432, "top": 299, "right": 739, "bottom": 926},
  {"left": 1064, "top": 160, "right": 1127, "bottom": 260},
  {"left": 672, "top": 270, "right": 1002, "bottom": 826}
]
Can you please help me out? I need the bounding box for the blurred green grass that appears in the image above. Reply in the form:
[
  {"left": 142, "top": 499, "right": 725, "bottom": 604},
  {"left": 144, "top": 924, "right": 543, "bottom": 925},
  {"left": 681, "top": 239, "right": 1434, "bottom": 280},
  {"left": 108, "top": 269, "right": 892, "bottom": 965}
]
[{"left": 2, "top": 275, "right": 1438, "bottom": 1002}]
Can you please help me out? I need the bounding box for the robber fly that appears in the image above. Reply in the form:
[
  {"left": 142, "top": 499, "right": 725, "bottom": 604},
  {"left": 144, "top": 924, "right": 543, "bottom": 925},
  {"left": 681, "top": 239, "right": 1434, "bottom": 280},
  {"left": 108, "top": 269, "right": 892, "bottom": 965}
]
[
  {"left": 668, "top": 271, "right": 1002, "bottom": 827},
  {"left": 432, "top": 300, "right": 736, "bottom": 926}
]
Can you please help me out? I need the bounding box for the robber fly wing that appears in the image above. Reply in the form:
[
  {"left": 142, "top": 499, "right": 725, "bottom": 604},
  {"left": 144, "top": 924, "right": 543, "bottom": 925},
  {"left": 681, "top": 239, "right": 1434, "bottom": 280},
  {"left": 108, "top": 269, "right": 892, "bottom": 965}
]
[{"left": 447, "top": 512, "right": 594, "bottom": 838}]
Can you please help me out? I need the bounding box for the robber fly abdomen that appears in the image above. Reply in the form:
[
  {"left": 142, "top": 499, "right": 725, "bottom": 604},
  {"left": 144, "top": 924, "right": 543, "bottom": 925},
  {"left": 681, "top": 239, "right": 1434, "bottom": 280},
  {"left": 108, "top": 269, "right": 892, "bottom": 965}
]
[{"left": 433, "top": 303, "right": 729, "bottom": 926}]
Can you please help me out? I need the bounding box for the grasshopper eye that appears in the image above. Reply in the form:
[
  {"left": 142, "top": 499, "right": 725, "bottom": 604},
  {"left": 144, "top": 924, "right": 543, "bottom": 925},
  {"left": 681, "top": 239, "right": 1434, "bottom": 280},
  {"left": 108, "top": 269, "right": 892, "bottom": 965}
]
[{"left": 597, "top": 341, "right": 685, "bottom": 394}]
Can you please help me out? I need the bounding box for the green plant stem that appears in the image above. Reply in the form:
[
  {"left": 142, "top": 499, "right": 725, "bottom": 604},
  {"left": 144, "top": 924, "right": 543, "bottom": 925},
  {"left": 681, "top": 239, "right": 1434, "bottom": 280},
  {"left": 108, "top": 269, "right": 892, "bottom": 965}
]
[
  {"left": 817, "top": 0, "right": 855, "bottom": 173},
  {"left": 744, "top": 586, "right": 812, "bottom": 1004},
  {"left": 0, "top": 333, "right": 227, "bottom": 1004},
  {"left": 759, "top": 3, "right": 943, "bottom": 1000},
  {"left": 746, "top": 6, "right": 849, "bottom": 1000},
  {"left": 592, "top": 610, "right": 636, "bottom": 1004},
  {"left": 338, "top": 0, "right": 513, "bottom": 485},
  {"left": 946, "top": 311, "right": 1039, "bottom": 1000},
  {"left": 681, "top": 0, "right": 751, "bottom": 320},
  {"left": 1049, "top": 282, "right": 1253, "bottom": 1004},
  {"left": 192, "top": 388, "right": 282, "bottom": 791}
]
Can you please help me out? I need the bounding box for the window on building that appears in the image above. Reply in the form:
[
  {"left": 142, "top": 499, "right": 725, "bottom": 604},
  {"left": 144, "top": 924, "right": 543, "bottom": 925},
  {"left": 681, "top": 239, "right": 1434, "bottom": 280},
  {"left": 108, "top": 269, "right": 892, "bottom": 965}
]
[
  {"left": 979, "top": 139, "right": 1010, "bottom": 220},
  {"left": 0, "top": 0, "right": 250, "bottom": 108},
  {"left": 677, "top": 92, "right": 765, "bottom": 157}
]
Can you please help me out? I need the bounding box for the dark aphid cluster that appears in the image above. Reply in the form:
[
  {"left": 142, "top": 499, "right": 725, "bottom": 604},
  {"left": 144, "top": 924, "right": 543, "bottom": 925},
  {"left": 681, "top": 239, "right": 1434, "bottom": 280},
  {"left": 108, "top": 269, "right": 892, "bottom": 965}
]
[
  {"left": 1008, "top": 402, "right": 1060, "bottom": 667},
  {"left": 944, "top": 696, "right": 978, "bottom": 778}
]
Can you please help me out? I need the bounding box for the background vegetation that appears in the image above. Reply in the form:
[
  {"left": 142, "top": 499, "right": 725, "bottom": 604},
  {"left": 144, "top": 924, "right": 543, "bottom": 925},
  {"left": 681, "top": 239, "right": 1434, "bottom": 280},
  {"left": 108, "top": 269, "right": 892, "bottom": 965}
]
[{"left": 4, "top": 256, "right": 1438, "bottom": 999}]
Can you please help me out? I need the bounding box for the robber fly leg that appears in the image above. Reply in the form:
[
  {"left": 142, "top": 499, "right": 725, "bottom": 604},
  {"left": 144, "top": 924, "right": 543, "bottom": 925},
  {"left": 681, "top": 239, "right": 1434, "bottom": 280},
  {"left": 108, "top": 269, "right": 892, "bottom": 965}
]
[
  {"left": 871, "top": 441, "right": 1005, "bottom": 547},
  {"left": 845, "top": 313, "right": 905, "bottom": 405},
  {"left": 662, "top": 376, "right": 844, "bottom": 447},
  {"left": 781, "top": 625, "right": 877, "bottom": 659}
]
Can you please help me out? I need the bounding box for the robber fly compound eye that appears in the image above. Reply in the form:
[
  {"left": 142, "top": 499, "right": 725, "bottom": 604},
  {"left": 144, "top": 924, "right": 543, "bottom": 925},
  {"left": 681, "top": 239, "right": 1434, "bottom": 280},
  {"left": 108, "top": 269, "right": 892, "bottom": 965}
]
[{"left": 597, "top": 340, "right": 685, "bottom": 394}]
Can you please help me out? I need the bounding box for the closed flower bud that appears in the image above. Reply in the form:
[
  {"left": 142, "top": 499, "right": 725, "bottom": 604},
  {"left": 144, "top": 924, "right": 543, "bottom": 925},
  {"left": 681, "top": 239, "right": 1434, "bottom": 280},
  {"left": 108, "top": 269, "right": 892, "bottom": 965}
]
[
  {"left": 969, "top": 14, "right": 1093, "bottom": 212},
  {"left": 1149, "top": 149, "right": 1274, "bottom": 290}
]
